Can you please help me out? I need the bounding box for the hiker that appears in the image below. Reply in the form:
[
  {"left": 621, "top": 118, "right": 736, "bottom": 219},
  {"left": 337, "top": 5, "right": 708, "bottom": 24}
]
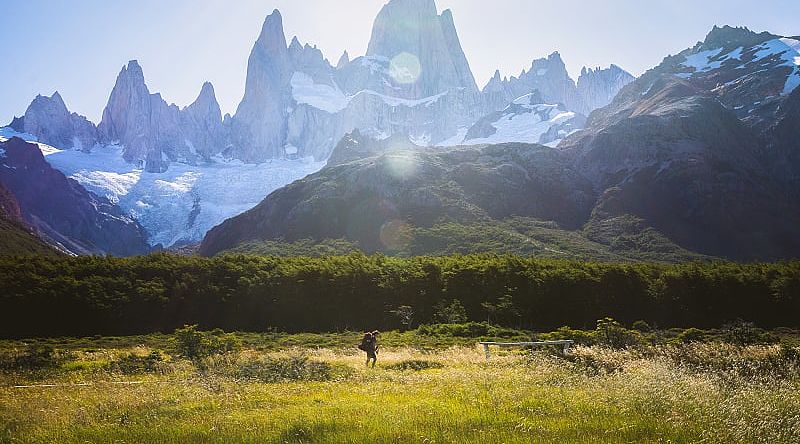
[{"left": 358, "top": 330, "right": 380, "bottom": 367}]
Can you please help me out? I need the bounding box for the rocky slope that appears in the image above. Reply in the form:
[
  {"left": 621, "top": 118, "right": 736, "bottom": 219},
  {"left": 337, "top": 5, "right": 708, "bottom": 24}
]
[
  {"left": 0, "top": 137, "right": 150, "bottom": 256},
  {"left": 0, "top": 181, "right": 57, "bottom": 256},
  {"left": 560, "top": 26, "right": 800, "bottom": 260}
]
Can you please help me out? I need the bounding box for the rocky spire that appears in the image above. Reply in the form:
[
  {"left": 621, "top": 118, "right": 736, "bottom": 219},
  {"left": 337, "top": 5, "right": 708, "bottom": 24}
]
[
  {"left": 366, "top": 0, "right": 478, "bottom": 96},
  {"left": 438, "top": 8, "right": 478, "bottom": 92},
  {"left": 336, "top": 50, "right": 350, "bottom": 69},
  {"left": 98, "top": 60, "right": 185, "bottom": 172},
  {"left": 22, "top": 91, "right": 98, "bottom": 151},
  {"left": 231, "top": 9, "right": 294, "bottom": 162},
  {"left": 181, "top": 82, "right": 226, "bottom": 160},
  {"left": 255, "top": 9, "right": 288, "bottom": 55},
  {"left": 575, "top": 64, "right": 635, "bottom": 115}
]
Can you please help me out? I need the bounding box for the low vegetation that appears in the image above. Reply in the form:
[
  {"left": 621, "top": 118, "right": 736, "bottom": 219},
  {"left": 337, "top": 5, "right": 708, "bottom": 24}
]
[{"left": 1, "top": 323, "right": 798, "bottom": 443}]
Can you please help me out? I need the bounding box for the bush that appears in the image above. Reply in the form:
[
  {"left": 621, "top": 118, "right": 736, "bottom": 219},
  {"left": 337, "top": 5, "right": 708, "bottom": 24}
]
[
  {"left": 234, "top": 353, "right": 334, "bottom": 382},
  {"left": 632, "top": 320, "right": 652, "bottom": 332},
  {"left": 539, "top": 326, "right": 596, "bottom": 345},
  {"left": 0, "top": 345, "right": 65, "bottom": 371},
  {"left": 722, "top": 320, "right": 771, "bottom": 345},
  {"left": 595, "top": 318, "right": 641, "bottom": 349},
  {"left": 385, "top": 359, "right": 444, "bottom": 371},
  {"left": 111, "top": 351, "right": 165, "bottom": 374},
  {"left": 675, "top": 328, "right": 706, "bottom": 344},
  {"left": 173, "top": 325, "right": 242, "bottom": 360},
  {"left": 415, "top": 322, "right": 522, "bottom": 338}
]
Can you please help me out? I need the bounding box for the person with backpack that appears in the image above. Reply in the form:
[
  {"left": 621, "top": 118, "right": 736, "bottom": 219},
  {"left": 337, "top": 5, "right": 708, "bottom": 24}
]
[{"left": 358, "top": 330, "right": 380, "bottom": 367}]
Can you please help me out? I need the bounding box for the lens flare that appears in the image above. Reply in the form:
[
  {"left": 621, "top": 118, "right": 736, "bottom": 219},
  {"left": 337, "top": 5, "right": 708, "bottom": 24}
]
[
  {"left": 389, "top": 52, "right": 422, "bottom": 84},
  {"left": 384, "top": 152, "right": 419, "bottom": 180},
  {"left": 379, "top": 219, "right": 413, "bottom": 252}
]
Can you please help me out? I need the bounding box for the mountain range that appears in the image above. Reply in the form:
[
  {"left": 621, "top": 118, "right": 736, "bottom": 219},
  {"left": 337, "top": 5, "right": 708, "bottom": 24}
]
[
  {"left": 200, "top": 25, "right": 800, "bottom": 262},
  {"left": 0, "top": 0, "right": 632, "bottom": 253},
  {"left": 1, "top": 0, "right": 798, "bottom": 262}
]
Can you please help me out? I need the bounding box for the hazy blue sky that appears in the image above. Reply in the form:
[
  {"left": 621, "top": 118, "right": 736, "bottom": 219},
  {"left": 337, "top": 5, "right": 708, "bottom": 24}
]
[{"left": 1, "top": 0, "right": 798, "bottom": 124}]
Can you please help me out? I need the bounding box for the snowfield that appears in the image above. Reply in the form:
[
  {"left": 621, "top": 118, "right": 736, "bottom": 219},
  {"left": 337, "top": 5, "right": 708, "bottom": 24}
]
[
  {"left": 680, "top": 38, "right": 800, "bottom": 95},
  {"left": 456, "top": 95, "right": 578, "bottom": 146},
  {"left": 1, "top": 128, "right": 325, "bottom": 247},
  {"left": 290, "top": 71, "right": 450, "bottom": 115}
]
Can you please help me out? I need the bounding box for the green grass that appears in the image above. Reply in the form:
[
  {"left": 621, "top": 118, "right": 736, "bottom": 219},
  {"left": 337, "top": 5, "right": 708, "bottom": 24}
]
[
  {"left": 1, "top": 335, "right": 799, "bottom": 443},
  {"left": 0, "top": 219, "right": 57, "bottom": 257}
]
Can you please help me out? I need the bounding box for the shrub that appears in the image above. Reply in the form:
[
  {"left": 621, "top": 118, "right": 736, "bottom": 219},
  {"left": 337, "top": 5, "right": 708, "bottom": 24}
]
[
  {"left": 0, "top": 345, "right": 66, "bottom": 371},
  {"left": 415, "top": 322, "right": 522, "bottom": 338},
  {"left": 595, "top": 318, "right": 640, "bottom": 349},
  {"left": 234, "top": 353, "right": 334, "bottom": 382},
  {"left": 111, "top": 351, "right": 165, "bottom": 374},
  {"left": 539, "top": 326, "right": 596, "bottom": 345},
  {"left": 173, "top": 325, "right": 242, "bottom": 360},
  {"left": 675, "top": 328, "right": 706, "bottom": 343},
  {"left": 385, "top": 359, "right": 444, "bottom": 371},
  {"left": 632, "top": 320, "right": 652, "bottom": 332},
  {"left": 722, "top": 320, "right": 771, "bottom": 345}
]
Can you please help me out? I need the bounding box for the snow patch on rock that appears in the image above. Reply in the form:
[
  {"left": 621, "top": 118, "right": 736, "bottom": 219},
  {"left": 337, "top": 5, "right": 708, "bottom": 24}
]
[{"left": 290, "top": 72, "right": 349, "bottom": 113}]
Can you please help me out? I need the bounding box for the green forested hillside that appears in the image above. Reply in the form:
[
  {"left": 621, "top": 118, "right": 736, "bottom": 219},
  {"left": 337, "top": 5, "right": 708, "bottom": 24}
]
[{"left": 1, "top": 254, "right": 797, "bottom": 338}]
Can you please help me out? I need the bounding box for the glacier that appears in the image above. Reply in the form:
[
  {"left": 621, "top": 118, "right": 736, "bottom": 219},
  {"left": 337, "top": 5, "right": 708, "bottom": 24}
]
[{"left": 0, "top": 128, "right": 325, "bottom": 247}]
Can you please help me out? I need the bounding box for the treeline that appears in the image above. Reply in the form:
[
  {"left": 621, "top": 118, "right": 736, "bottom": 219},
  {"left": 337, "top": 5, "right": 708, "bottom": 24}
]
[{"left": 0, "top": 254, "right": 798, "bottom": 338}]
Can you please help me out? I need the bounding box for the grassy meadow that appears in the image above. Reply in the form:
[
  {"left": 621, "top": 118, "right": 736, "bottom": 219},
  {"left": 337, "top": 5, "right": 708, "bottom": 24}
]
[{"left": 2, "top": 328, "right": 800, "bottom": 443}]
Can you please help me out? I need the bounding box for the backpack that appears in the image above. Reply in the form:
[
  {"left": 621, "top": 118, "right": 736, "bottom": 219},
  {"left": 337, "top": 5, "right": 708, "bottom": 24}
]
[{"left": 358, "top": 334, "right": 372, "bottom": 351}]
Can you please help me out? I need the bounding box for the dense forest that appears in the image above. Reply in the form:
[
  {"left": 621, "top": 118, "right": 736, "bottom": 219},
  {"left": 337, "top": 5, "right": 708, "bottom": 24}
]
[{"left": 0, "top": 254, "right": 798, "bottom": 338}]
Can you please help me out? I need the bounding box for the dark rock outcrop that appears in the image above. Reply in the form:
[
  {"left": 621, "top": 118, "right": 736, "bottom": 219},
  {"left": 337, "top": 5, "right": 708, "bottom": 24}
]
[{"left": 0, "top": 137, "right": 150, "bottom": 256}]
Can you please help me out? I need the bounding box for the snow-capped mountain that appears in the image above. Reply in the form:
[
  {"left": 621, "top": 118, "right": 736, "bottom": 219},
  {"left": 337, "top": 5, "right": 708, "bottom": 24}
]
[
  {"left": 1, "top": 0, "right": 635, "bottom": 250},
  {"left": 12, "top": 92, "right": 98, "bottom": 151},
  {"left": 200, "top": 25, "right": 800, "bottom": 262}
]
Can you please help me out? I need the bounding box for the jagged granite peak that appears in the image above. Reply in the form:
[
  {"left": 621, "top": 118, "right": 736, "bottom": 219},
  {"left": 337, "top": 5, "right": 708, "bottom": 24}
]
[
  {"left": 482, "top": 52, "right": 578, "bottom": 114},
  {"left": 439, "top": 8, "right": 479, "bottom": 92},
  {"left": 337, "top": 50, "right": 351, "bottom": 69},
  {"left": 8, "top": 116, "right": 25, "bottom": 133},
  {"left": 289, "top": 36, "right": 302, "bottom": 54},
  {"left": 21, "top": 91, "right": 98, "bottom": 151},
  {"left": 230, "top": 9, "right": 294, "bottom": 162},
  {"left": 99, "top": 60, "right": 174, "bottom": 171},
  {"left": 701, "top": 25, "right": 776, "bottom": 51},
  {"left": 99, "top": 60, "right": 221, "bottom": 171},
  {"left": 575, "top": 64, "right": 635, "bottom": 115},
  {"left": 256, "top": 9, "right": 288, "bottom": 54},
  {"left": 181, "top": 81, "right": 226, "bottom": 161},
  {"left": 366, "top": 0, "right": 478, "bottom": 96}
]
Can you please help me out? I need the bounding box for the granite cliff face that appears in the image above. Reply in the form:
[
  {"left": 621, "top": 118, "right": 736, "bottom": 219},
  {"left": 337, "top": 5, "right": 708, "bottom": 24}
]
[
  {"left": 19, "top": 92, "right": 98, "bottom": 151},
  {"left": 575, "top": 65, "right": 636, "bottom": 115},
  {"left": 98, "top": 61, "right": 227, "bottom": 172}
]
